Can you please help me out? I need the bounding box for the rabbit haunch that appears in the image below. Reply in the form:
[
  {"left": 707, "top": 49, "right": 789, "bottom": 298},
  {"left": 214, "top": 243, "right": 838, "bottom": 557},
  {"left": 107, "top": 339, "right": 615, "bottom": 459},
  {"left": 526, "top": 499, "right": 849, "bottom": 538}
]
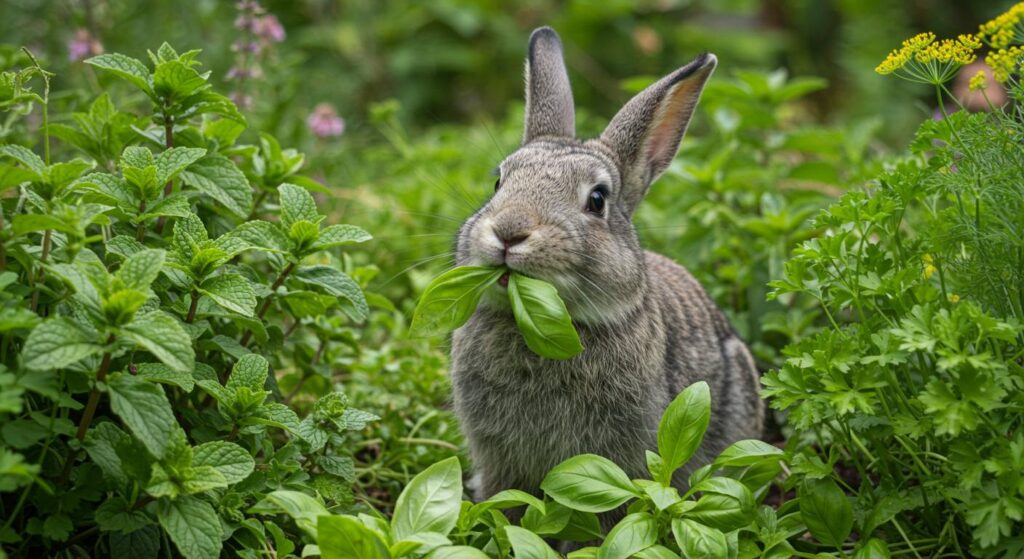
[{"left": 450, "top": 26, "right": 764, "bottom": 525}]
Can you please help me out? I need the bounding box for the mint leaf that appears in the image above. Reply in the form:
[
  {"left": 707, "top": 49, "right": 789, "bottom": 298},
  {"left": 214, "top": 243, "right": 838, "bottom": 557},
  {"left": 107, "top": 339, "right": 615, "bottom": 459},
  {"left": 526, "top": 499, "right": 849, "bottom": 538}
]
[
  {"left": 179, "top": 155, "right": 252, "bottom": 218},
  {"left": 86, "top": 54, "right": 155, "bottom": 97},
  {"left": 198, "top": 273, "right": 256, "bottom": 317},
  {"left": 507, "top": 273, "right": 583, "bottom": 359},
  {"left": 136, "top": 362, "right": 195, "bottom": 392},
  {"left": 153, "top": 60, "right": 208, "bottom": 100},
  {"left": 221, "top": 220, "right": 289, "bottom": 253},
  {"left": 107, "top": 372, "right": 177, "bottom": 459},
  {"left": 22, "top": 318, "right": 102, "bottom": 370},
  {"left": 120, "top": 311, "right": 194, "bottom": 373},
  {"left": 410, "top": 266, "right": 504, "bottom": 336},
  {"left": 318, "top": 455, "right": 355, "bottom": 481},
  {"left": 171, "top": 213, "right": 209, "bottom": 262},
  {"left": 182, "top": 465, "right": 228, "bottom": 494},
  {"left": 155, "top": 147, "right": 206, "bottom": 185},
  {"left": 192, "top": 441, "right": 254, "bottom": 485},
  {"left": 115, "top": 249, "right": 166, "bottom": 291},
  {"left": 293, "top": 266, "right": 368, "bottom": 321},
  {"left": 0, "top": 144, "right": 46, "bottom": 179},
  {"left": 312, "top": 224, "right": 372, "bottom": 251},
  {"left": 95, "top": 496, "right": 151, "bottom": 534},
  {"left": 137, "top": 193, "right": 192, "bottom": 221},
  {"left": 157, "top": 496, "right": 222, "bottom": 559},
  {"left": 278, "top": 183, "right": 320, "bottom": 229},
  {"left": 226, "top": 354, "right": 268, "bottom": 391}
]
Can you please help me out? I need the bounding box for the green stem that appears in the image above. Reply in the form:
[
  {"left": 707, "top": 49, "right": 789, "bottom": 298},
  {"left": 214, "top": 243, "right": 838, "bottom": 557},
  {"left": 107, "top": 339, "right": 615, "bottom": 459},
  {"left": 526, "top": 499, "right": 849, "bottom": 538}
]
[
  {"left": 29, "top": 229, "right": 52, "bottom": 312},
  {"left": 239, "top": 262, "right": 295, "bottom": 346},
  {"left": 185, "top": 290, "right": 199, "bottom": 323}
]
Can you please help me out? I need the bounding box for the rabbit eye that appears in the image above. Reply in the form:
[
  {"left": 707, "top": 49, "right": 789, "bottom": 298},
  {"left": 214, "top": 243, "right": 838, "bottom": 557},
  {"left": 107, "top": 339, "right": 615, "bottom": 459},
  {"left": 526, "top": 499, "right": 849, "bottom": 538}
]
[
  {"left": 494, "top": 178, "right": 501, "bottom": 192},
  {"left": 586, "top": 186, "right": 607, "bottom": 216}
]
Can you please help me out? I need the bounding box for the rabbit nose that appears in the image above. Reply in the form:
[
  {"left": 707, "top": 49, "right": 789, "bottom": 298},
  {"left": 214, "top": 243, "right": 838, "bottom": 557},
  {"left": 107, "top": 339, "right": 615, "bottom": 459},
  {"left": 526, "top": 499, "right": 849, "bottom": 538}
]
[{"left": 498, "top": 231, "right": 530, "bottom": 248}]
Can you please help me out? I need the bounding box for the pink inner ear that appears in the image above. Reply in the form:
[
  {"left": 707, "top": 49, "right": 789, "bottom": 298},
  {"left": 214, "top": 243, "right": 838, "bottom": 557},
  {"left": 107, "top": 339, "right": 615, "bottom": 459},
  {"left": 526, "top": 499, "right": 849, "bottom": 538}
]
[{"left": 643, "top": 79, "right": 703, "bottom": 176}]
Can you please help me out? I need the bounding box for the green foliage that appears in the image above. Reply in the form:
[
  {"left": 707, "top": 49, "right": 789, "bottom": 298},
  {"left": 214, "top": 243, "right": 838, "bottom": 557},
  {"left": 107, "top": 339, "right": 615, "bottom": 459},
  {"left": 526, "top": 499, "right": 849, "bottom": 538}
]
[
  {"left": 298, "top": 383, "right": 800, "bottom": 558},
  {"left": 413, "top": 266, "right": 583, "bottom": 359},
  {"left": 0, "top": 44, "right": 385, "bottom": 557},
  {"left": 763, "top": 53, "right": 1024, "bottom": 559}
]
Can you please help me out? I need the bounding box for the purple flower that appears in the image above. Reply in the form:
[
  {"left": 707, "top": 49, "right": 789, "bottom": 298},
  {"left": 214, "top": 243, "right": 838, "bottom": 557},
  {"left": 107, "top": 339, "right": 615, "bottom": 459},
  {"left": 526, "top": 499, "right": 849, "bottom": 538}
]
[
  {"left": 68, "top": 29, "right": 102, "bottom": 62},
  {"left": 307, "top": 103, "right": 345, "bottom": 138},
  {"left": 255, "top": 15, "right": 285, "bottom": 43}
]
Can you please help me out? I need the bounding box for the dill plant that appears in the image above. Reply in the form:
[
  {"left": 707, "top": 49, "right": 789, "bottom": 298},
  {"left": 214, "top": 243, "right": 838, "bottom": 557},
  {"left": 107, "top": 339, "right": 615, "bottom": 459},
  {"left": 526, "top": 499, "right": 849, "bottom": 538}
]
[{"left": 765, "top": 3, "right": 1024, "bottom": 556}]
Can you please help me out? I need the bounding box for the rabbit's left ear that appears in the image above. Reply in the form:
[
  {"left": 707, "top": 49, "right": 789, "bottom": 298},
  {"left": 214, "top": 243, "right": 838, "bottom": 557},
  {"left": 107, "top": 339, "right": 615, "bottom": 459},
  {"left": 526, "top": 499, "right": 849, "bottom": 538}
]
[
  {"left": 523, "top": 27, "right": 575, "bottom": 143},
  {"left": 601, "top": 53, "right": 716, "bottom": 211}
]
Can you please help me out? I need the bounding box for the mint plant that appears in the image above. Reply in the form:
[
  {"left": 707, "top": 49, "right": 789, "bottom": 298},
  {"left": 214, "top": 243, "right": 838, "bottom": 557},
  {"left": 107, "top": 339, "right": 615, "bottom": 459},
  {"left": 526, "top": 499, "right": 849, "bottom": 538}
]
[
  {"left": 0, "top": 44, "right": 380, "bottom": 557},
  {"left": 411, "top": 266, "right": 583, "bottom": 359}
]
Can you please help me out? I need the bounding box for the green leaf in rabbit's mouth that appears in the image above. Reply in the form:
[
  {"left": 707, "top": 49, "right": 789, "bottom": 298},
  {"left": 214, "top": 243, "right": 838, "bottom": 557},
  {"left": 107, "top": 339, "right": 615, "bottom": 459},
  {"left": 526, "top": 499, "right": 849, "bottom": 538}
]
[{"left": 410, "top": 266, "right": 583, "bottom": 359}]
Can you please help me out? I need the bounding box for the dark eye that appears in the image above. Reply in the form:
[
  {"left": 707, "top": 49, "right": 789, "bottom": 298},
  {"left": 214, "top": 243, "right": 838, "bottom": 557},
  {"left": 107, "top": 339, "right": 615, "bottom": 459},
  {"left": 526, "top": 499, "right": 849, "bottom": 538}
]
[
  {"left": 586, "top": 186, "right": 608, "bottom": 215},
  {"left": 494, "top": 178, "right": 501, "bottom": 192}
]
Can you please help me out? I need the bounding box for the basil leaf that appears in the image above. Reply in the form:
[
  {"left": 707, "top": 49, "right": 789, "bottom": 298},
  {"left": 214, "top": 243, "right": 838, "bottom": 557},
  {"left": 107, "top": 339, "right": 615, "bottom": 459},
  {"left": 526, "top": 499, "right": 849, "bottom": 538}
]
[
  {"left": 410, "top": 266, "right": 504, "bottom": 336},
  {"left": 507, "top": 272, "right": 583, "bottom": 359}
]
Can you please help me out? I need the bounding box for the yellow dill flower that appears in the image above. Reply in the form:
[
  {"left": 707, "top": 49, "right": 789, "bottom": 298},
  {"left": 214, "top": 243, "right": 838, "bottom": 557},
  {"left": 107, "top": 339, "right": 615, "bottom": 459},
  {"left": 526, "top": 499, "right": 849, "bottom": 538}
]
[
  {"left": 948, "top": 293, "right": 960, "bottom": 304},
  {"left": 876, "top": 31, "right": 978, "bottom": 84},
  {"left": 985, "top": 46, "right": 1023, "bottom": 82},
  {"left": 978, "top": 2, "right": 1024, "bottom": 48},
  {"left": 922, "top": 254, "right": 937, "bottom": 280},
  {"left": 968, "top": 69, "right": 988, "bottom": 90}
]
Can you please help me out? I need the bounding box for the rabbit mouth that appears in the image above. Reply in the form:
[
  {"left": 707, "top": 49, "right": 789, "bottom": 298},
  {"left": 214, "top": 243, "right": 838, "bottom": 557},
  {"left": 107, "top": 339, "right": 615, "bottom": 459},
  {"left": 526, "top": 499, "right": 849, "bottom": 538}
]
[{"left": 497, "top": 271, "right": 511, "bottom": 288}]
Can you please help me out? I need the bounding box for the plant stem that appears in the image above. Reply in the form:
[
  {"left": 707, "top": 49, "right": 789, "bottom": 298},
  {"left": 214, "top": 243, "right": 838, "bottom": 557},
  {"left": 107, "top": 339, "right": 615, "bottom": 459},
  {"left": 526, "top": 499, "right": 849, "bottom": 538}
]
[
  {"left": 59, "top": 336, "right": 115, "bottom": 485},
  {"left": 239, "top": 262, "right": 295, "bottom": 346},
  {"left": 29, "top": 229, "right": 52, "bottom": 312},
  {"left": 186, "top": 290, "right": 199, "bottom": 323},
  {"left": 154, "top": 113, "right": 174, "bottom": 236}
]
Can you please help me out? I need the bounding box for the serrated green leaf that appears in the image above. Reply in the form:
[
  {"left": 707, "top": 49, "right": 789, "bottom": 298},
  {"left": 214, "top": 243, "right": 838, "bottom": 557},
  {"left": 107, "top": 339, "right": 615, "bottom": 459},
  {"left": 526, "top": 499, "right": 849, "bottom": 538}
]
[
  {"left": 226, "top": 353, "right": 268, "bottom": 391},
  {"left": 221, "top": 220, "right": 289, "bottom": 253},
  {"left": 312, "top": 224, "right": 372, "bottom": 250},
  {"left": 157, "top": 495, "right": 222, "bottom": 559},
  {"left": 198, "top": 273, "right": 256, "bottom": 316},
  {"left": 156, "top": 147, "right": 206, "bottom": 185},
  {"left": 136, "top": 362, "right": 194, "bottom": 392},
  {"left": 120, "top": 311, "right": 194, "bottom": 373},
  {"left": 95, "top": 496, "right": 152, "bottom": 533},
  {"left": 508, "top": 273, "right": 583, "bottom": 359},
  {"left": 278, "top": 183, "right": 320, "bottom": 230},
  {"left": 293, "top": 266, "right": 368, "bottom": 321},
  {"left": 107, "top": 372, "right": 177, "bottom": 459},
  {"left": 153, "top": 60, "right": 208, "bottom": 100},
  {"left": 180, "top": 155, "right": 252, "bottom": 218},
  {"left": 22, "top": 317, "right": 102, "bottom": 370},
  {"left": 86, "top": 53, "right": 155, "bottom": 97},
  {"left": 115, "top": 249, "right": 166, "bottom": 291},
  {"left": 137, "top": 192, "right": 192, "bottom": 221},
  {"left": 11, "top": 213, "right": 78, "bottom": 235},
  {"left": 171, "top": 213, "right": 208, "bottom": 262},
  {"left": 192, "top": 441, "right": 254, "bottom": 485},
  {"left": 0, "top": 144, "right": 45, "bottom": 179},
  {"left": 318, "top": 455, "right": 355, "bottom": 481}
]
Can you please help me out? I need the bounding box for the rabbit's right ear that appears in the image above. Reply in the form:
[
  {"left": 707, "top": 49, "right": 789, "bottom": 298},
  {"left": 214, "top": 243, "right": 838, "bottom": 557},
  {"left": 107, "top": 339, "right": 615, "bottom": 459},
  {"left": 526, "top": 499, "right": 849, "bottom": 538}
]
[{"left": 522, "top": 27, "right": 575, "bottom": 143}]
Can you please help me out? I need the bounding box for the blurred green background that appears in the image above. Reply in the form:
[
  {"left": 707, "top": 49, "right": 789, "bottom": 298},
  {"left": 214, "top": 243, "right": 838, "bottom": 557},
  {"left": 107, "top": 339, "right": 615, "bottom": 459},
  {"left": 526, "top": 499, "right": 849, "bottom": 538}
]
[{"left": 3, "top": 0, "right": 1010, "bottom": 143}]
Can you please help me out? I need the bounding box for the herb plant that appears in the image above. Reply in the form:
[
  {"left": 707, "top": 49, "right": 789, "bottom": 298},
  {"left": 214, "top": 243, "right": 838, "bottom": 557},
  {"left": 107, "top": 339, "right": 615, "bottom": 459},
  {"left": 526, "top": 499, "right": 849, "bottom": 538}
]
[{"left": 411, "top": 266, "right": 583, "bottom": 360}]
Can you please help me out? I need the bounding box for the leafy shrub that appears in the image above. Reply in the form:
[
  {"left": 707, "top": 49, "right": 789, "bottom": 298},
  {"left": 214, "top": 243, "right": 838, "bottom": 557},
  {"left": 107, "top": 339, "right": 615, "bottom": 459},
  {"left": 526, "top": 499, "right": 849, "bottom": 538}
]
[
  {"left": 0, "top": 44, "right": 381, "bottom": 557},
  {"left": 764, "top": 9, "right": 1024, "bottom": 556}
]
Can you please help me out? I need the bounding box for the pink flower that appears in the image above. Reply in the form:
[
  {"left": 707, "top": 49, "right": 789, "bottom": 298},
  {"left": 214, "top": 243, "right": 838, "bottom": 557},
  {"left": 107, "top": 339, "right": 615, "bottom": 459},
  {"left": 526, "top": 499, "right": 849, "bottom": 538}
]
[
  {"left": 307, "top": 103, "right": 345, "bottom": 138},
  {"left": 255, "top": 15, "right": 286, "bottom": 43},
  {"left": 68, "top": 29, "right": 103, "bottom": 62}
]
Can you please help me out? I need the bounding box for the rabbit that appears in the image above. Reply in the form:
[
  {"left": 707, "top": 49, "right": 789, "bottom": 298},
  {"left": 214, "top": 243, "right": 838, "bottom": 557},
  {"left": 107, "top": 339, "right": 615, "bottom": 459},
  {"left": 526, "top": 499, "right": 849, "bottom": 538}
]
[{"left": 450, "top": 26, "right": 764, "bottom": 527}]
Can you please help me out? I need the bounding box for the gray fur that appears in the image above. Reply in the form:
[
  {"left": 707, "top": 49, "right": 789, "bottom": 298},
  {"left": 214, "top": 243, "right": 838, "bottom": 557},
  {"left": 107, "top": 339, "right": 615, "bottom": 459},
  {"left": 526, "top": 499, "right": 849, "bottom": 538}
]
[{"left": 451, "top": 27, "right": 763, "bottom": 528}]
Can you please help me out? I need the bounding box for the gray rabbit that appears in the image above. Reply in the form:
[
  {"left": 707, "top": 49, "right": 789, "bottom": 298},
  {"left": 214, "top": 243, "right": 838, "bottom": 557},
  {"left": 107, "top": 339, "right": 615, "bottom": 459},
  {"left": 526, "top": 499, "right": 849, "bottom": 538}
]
[{"left": 450, "top": 27, "right": 764, "bottom": 519}]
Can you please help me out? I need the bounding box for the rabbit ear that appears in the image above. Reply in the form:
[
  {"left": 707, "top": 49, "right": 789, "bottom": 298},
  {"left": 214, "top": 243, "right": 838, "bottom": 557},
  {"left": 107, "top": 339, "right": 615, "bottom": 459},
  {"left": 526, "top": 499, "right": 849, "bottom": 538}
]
[
  {"left": 523, "top": 27, "right": 575, "bottom": 143},
  {"left": 601, "top": 53, "right": 716, "bottom": 211}
]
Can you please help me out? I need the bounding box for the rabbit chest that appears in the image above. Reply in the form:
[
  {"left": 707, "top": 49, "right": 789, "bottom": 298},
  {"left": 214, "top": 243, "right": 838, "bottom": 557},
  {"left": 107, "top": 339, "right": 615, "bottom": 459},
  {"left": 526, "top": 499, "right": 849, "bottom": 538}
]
[{"left": 450, "top": 307, "right": 671, "bottom": 495}]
